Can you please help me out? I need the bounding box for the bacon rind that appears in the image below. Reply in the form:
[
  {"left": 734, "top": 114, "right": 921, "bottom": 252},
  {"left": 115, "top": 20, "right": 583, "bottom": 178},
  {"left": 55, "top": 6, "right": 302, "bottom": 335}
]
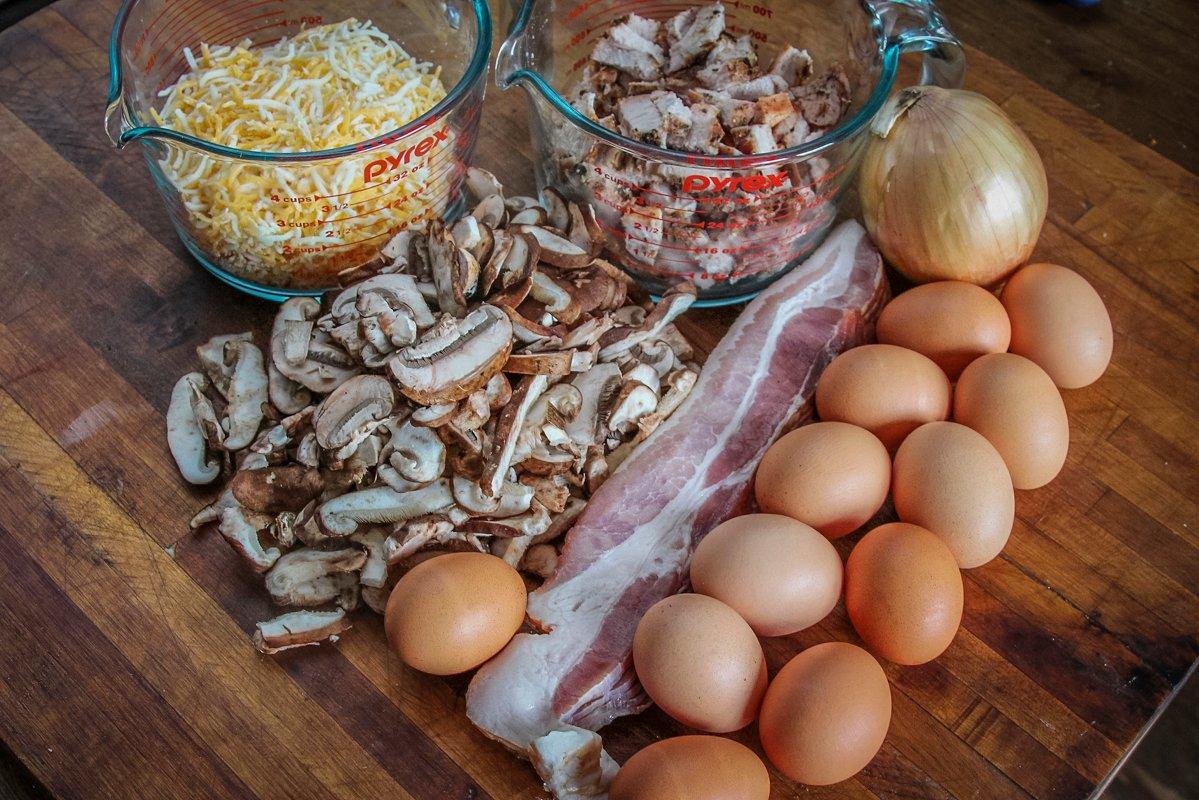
[{"left": 466, "top": 221, "right": 888, "bottom": 769}]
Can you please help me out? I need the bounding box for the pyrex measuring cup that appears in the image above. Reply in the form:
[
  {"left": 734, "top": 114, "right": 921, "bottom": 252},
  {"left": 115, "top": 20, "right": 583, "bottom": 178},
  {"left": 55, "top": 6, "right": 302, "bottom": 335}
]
[
  {"left": 497, "top": 0, "right": 964, "bottom": 305},
  {"left": 105, "top": 0, "right": 491, "bottom": 301}
]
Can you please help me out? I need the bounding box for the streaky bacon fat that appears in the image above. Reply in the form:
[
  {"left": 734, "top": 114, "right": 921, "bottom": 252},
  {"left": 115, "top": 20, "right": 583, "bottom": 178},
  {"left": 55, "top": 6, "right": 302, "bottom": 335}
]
[{"left": 467, "top": 220, "right": 888, "bottom": 796}]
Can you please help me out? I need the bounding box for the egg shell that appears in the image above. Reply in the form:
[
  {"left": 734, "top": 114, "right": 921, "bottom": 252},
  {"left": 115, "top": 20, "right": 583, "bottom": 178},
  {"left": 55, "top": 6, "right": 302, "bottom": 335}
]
[
  {"left": 385, "top": 552, "right": 526, "bottom": 676},
  {"left": 877, "top": 281, "right": 1012, "bottom": 379},
  {"left": 610, "top": 736, "right": 770, "bottom": 800},
  {"left": 758, "top": 642, "right": 891, "bottom": 786},
  {"left": 845, "top": 522, "right": 963, "bottom": 665},
  {"left": 1001, "top": 262, "right": 1113, "bottom": 389},
  {"left": 691, "top": 514, "right": 843, "bottom": 636},
  {"left": 953, "top": 352, "right": 1069, "bottom": 490},
  {"left": 815, "top": 344, "right": 952, "bottom": 450},
  {"left": 893, "top": 422, "right": 1015, "bottom": 568},
  {"left": 633, "top": 594, "right": 767, "bottom": 733},
  {"left": 754, "top": 422, "right": 891, "bottom": 539}
]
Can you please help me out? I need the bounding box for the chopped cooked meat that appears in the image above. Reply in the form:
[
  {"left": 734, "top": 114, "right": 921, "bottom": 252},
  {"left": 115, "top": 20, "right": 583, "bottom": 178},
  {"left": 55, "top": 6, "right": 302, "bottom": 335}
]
[
  {"left": 592, "top": 14, "right": 664, "bottom": 81},
  {"left": 768, "top": 45, "right": 813, "bottom": 86},
  {"left": 754, "top": 91, "right": 795, "bottom": 128},
  {"left": 696, "top": 56, "right": 753, "bottom": 90},
  {"left": 665, "top": 4, "right": 725, "bottom": 73},
  {"left": 725, "top": 74, "right": 788, "bottom": 101},
  {"left": 706, "top": 33, "right": 757, "bottom": 68},
  {"left": 621, "top": 205, "right": 663, "bottom": 265},
  {"left": 794, "top": 66, "right": 852, "bottom": 127},
  {"left": 651, "top": 91, "right": 694, "bottom": 150},
  {"left": 682, "top": 102, "right": 723, "bottom": 154},
  {"left": 735, "top": 124, "right": 779, "bottom": 154},
  {"left": 616, "top": 94, "right": 664, "bottom": 146}
]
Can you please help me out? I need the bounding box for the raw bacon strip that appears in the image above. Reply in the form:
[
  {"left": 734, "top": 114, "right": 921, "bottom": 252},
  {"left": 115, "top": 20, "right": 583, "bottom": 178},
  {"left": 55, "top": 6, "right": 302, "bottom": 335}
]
[{"left": 467, "top": 221, "right": 888, "bottom": 792}]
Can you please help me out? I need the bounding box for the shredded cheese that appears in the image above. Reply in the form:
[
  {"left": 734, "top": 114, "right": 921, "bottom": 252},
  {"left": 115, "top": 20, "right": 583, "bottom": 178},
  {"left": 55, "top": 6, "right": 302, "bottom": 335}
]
[{"left": 153, "top": 19, "right": 449, "bottom": 287}]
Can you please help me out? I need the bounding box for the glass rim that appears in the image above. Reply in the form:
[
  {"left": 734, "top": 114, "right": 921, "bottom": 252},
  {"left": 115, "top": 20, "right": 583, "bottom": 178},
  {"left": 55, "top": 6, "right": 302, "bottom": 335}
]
[
  {"left": 106, "top": 0, "right": 492, "bottom": 162},
  {"left": 498, "top": 0, "right": 906, "bottom": 169}
]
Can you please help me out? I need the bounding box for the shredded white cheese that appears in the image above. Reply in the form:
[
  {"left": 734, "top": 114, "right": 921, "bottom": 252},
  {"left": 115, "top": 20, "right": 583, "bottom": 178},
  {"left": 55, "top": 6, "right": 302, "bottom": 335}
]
[{"left": 153, "top": 19, "right": 449, "bottom": 286}]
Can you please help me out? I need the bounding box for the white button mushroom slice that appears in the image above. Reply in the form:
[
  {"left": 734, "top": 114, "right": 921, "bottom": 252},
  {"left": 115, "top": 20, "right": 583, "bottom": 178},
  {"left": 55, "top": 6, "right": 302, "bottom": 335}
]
[
  {"left": 271, "top": 298, "right": 319, "bottom": 369},
  {"left": 514, "top": 224, "right": 592, "bottom": 269},
  {"left": 488, "top": 233, "right": 539, "bottom": 309},
  {"left": 388, "top": 304, "right": 514, "bottom": 405},
  {"left": 583, "top": 446, "right": 610, "bottom": 494},
  {"left": 632, "top": 339, "right": 680, "bottom": 378},
  {"left": 504, "top": 195, "right": 541, "bottom": 215},
  {"left": 294, "top": 432, "right": 321, "bottom": 468},
  {"left": 521, "top": 447, "right": 577, "bottom": 476},
  {"left": 623, "top": 362, "right": 661, "bottom": 394},
  {"left": 334, "top": 274, "right": 436, "bottom": 331},
  {"left": 274, "top": 305, "right": 361, "bottom": 394},
  {"left": 541, "top": 187, "right": 572, "bottom": 233},
  {"left": 452, "top": 475, "right": 535, "bottom": 518},
  {"left": 635, "top": 367, "right": 699, "bottom": 443},
  {"left": 478, "top": 228, "right": 514, "bottom": 299},
  {"left": 189, "top": 487, "right": 238, "bottom": 530},
  {"left": 560, "top": 316, "right": 617, "bottom": 351},
  {"left": 254, "top": 609, "right": 352, "bottom": 655},
  {"left": 516, "top": 384, "right": 583, "bottom": 459},
  {"left": 219, "top": 339, "right": 268, "bottom": 452},
  {"left": 520, "top": 543, "right": 560, "bottom": 580},
  {"left": 410, "top": 402, "right": 457, "bottom": 428},
  {"left": 264, "top": 547, "right": 368, "bottom": 606},
  {"left": 167, "top": 372, "right": 221, "bottom": 485},
  {"left": 388, "top": 419, "right": 446, "bottom": 484},
  {"left": 384, "top": 518, "right": 456, "bottom": 564},
  {"left": 317, "top": 480, "right": 454, "bottom": 537},
  {"left": 195, "top": 332, "right": 253, "bottom": 398},
  {"left": 530, "top": 272, "right": 583, "bottom": 326},
  {"left": 450, "top": 390, "right": 492, "bottom": 432},
  {"left": 218, "top": 505, "right": 281, "bottom": 572},
  {"left": 566, "top": 363, "right": 624, "bottom": 447},
  {"left": 509, "top": 206, "right": 548, "bottom": 227},
  {"left": 351, "top": 528, "right": 389, "bottom": 589},
  {"left": 268, "top": 360, "right": 312, "bottom": 415},
  {"left": 597, "top": 285, "right": 697, "bottom": 361},
  {"left": 428, "top": 220, "right": 472, "bottom": 317},
  {"left": 451, "top": 214, "right": 495, "bottom": 267},
  {"left": 482, "top": 374, "right": 549, "bottom": 497},
  {"left": 376, "top": 463, "right": 432, "bottom": 494},
  {"left": 271, "top": 511, "right": 297, "bottom": 548},
  {"left": 465, "top": 166, "right": 504, "bottom": 203},
  {"left": 187, "top": 376, "right": 225, "bottom": 453},
  {"left": 472, "top": 194, "right": 508, "bottom": 230},
  {"left": 313, "top": 374, "right": 396, "bottom": 454},
  {"left": 483, "top": 372, "right": 512, "bottom": 412},
  {"left": 504, "top": 350, "right": 576, "bottom": 377},
  {"left": 607, "top": 381, "right": 659, "bottom": 436},
  {"left": 344, "top": 433, "right": 384, "bottom": 484}
]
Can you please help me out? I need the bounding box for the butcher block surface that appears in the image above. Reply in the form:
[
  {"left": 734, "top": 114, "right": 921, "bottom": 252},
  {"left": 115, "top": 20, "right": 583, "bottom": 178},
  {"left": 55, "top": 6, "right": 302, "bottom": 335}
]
[{"left": 1, "top": 1, "right": 1197, "bottom": 798}]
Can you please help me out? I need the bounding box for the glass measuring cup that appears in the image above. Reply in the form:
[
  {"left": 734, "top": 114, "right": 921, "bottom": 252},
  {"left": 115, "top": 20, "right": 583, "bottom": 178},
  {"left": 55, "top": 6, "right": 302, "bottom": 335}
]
[
  {"left": 105, "top": 0, "right": 491, "bottom": 301},
  {"left": 497, "top": 0, "right": 964, "bottom": 305}
]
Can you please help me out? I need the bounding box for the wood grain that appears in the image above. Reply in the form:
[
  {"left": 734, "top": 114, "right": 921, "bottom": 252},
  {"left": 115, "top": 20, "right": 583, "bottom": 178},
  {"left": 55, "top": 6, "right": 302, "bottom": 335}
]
[{"left": 0, "top": 1, "right": 1196, "bottom": 798}]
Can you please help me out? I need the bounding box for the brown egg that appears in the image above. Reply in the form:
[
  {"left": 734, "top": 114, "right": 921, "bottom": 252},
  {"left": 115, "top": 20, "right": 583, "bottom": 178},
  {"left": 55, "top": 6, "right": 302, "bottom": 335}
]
[
  {"left": 815, "top": 344, "right": 952, "bottom": 450},
  {"left": 633, "top": 594, "right": 767, "bottom": 732},
  {"left": 1002, "top": 262, "right": 1113, "bottom": 389},
  {"left": 893, "top": 422, "right": 1015, "bottom": 568},
  {"left": 691, "top": 514, "right": 843, "bottom": 636},
  {"left": 610, "top": 736, "right": 770, "bottom": 800},
  {"left": 845, "top": 523, "right": 963, "bottom": 665},
  {"left": 758, "top": 642, "right": 891, "bottom": 785},
  {"left": 754, "top": 422, "right": 891, "bottom": 539},
  {"left": 953, "top": 352, "right": 1069, "bottom": 489},
  {"left": 385, "top": 552, "right": 526, "bottom": 675},
  {"left": 877, "top": 281, "right": 1012, "bottom": 379}
]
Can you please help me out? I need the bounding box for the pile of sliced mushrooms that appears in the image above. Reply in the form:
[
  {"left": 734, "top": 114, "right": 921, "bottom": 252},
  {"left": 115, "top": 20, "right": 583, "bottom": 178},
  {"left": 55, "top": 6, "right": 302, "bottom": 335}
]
[{"left": 167, "top": 168, "right": 700, "bottom": 654}]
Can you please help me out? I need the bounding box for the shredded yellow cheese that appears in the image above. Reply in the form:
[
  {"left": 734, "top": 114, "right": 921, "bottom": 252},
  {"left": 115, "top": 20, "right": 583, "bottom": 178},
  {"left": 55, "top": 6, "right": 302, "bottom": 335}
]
[{"left": 154, "top": 19, "right": 449, "bottom": 287}]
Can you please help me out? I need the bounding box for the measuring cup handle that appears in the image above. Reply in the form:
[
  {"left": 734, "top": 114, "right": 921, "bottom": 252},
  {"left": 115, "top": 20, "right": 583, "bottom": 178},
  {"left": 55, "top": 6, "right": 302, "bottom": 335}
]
[{"left": 871, "top": 0, "right": 966, "bottom": 88}]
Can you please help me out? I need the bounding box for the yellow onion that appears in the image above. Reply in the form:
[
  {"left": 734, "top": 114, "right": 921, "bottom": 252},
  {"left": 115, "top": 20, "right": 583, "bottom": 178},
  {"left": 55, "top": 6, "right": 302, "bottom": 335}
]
[{"left": 858, "top": 86, "right": 1047, "bottom": 287}]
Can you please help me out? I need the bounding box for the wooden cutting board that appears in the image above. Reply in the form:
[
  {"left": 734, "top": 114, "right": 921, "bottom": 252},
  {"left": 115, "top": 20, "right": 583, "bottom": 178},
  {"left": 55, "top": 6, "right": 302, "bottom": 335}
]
[{"left": 1, "top": 2, "right": 1196, "bottom": 798}]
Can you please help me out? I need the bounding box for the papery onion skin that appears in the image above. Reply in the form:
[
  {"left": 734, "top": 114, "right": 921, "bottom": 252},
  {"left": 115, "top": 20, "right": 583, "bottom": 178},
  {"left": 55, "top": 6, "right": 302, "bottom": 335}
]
[{"left": 859, "top": 86, "right": 1048, "bottom": 287}]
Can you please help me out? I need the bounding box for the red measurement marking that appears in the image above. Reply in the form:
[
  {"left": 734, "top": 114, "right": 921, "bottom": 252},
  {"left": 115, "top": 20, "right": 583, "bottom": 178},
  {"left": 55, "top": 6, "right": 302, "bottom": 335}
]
[
  {"left": 141, "top": 0, "right": 213, "bottom": 65},
  {"left": 579, "top": 2, "right": 696, "bottom": 26},
  {"left": 147, "top": 0, "right": 256, "bottom": 73},
  {"left": 158, "top": 8, "right": 286, "bottom": 84}
]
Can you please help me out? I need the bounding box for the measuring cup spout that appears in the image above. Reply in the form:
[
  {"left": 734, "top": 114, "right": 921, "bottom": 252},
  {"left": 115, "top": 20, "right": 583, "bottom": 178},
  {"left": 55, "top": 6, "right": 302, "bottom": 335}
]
[
  {"left": 867, "top": 0, "right": 965, "bottom": 88},
  {"left": 494, "top": 0, "right": 535, "bottom": 90}
]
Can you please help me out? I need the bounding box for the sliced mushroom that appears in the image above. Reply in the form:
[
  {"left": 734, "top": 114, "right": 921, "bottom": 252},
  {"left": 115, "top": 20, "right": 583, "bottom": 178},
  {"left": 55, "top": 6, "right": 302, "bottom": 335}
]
[
  {"left": 510, "top": 206, "right": 548, "bottom": 227},
  {"left": 472, "top": 194, "right": 508, "bottom": 229},
  {"left": 265, "top": 547, "right": 367, "bottom": 607},
  {"left": 519, "top": 474, "right": 571, "bottom": 514},
  {"left": 220, "top": 339, "right": 268, "bottom": 451},
  {"left": 188, "top": 487, "right": 237, "bottom": 529},
  {"left": 483, "top": 372, "right": 512, "bottom": 411},
  {"left": 384, "top": 517, "right": 456, "bottom": 563},
  {"left": 482, "top": 374, "right": 549, "bottom": 497},
  {"left": 567, "top": 201, "right": 604, "bottom": 257},
  {"left": 361, "top": 586, "right": 390, "bottom": 614},
  {"left": 451, "top": 214, "right": 495, "bottom": 267},
  {"left": 196, "top": 332, "right": 252, "bottom": 397},
  {"left": 218, "top": 506, "right": 281, "bottom": 572},
  {"left": 478, "top": 228, "right": 514, "bottom": 298},
  {"left": 583, "top": 446, "right": 610, "bottom": 494},
  {"left": 608, "top": 381, "right": 659, "bottom": 436},
  {"left": 230, "top": 465, "right": 324, "bottom": 514},
  {"left": 388, "top": 419, "right": 446, "bottom": 484},
  {"left": 410, "top": 402, "right": 457, "bottom": 427},
  {"left": 504, "top": 195, "right": 541, "bottom": 215},
  {"left": 465, "top": 166, "right": 504, "bottom": 201},
  {"left": 488, "top": 232, "right": 538, "bottom": 308},
  {"left": 597, "top": 284, "right": 697, "bottom": 361},
  {"left": 451, "top": 389, "right": 492, "bottom": 432},
  {"left": 167, "top": 373, "right": 221, "bottom": 485},
  {"left": 428, "top": 220, "right": 474, "bottom": 317},
  {"left": 624, "top": 362, "right": 661, "bottom": 394},
  {"left": 514, "top": 224, "right": 592, "bottom": 269},
  {"left": 636, "top": 368, "right": 698, "bottom": 442},
  {"left": 541, "top": 497, "right": 587, "bottom": 544},
  {"left": 313, "top": 374, "right": 395, "bottom": 456},
  {"left": 504, "top": 350, "right": 576, "bottom": 377},
  {"left": 352, "top": 528, "right": 389, "bottom": 589},
  {"left": 317, "top": 479, "right": 454, "bottom": 536},
  {"left": 531, "top": 271, "right": 583, "bottom": 324},
  {"left": 268, "top": 361, "right": 313, "bottom": 415},
  {"left": 271, "top": 511, "right": 297, "bottom": 548},
  {"left": 254, "top": 609, "right": 351, "bottom": 654},
  {"left": 452, "top": 475, "right": 535, "bottom": 518},
  {"left": 566, "top": 363, "right": 623, "bottom": 447},
  {"left": 520, "top": 543, "right": 559, "bottom": 580},
  {"left": 388, "top": 304, "right": 514, "bottom": 405},
  {"left": 294, "top": 432, "right": 321, "bottom": 468},
  {"left": 542, "top": 187, "right": 572, "bottom": 232},
  {"left": 376, "top": 463, "right": 431, "bottom": 493}
]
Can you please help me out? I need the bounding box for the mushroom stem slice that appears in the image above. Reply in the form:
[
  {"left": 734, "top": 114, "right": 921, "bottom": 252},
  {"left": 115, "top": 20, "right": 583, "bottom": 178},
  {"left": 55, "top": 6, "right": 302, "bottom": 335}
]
[
  {"left": 483, "top": 374, "right": 550, "bottom": 497},
  {"left": 452, "top": 475, "right": 535, "bottom": 518},
  {"left": 254, "top": 609, "right": 351, "bottom": 654},
  {"left": 167, "top": 373, "right": 221, "bottom": 485},
  {"left": 388, "top": 420, "right": 447, "bottom": 484},
  {"left": 218, "top": 506, "right": 282, "bottom": 572},
  {"left": 597, "top": 283, "right": 698, "bottom": 361},
  {"left": 264, "top": 547, "right": 368, "bottom": 607},
  {"left": 317, "top": 480, "right": 454, "bottom": 537},
  {"left": 352, "top": 528, "right": 389, "bottom": 589},
  {"left": 222, "top": 340, "right": 269, "bottom": 451}
]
